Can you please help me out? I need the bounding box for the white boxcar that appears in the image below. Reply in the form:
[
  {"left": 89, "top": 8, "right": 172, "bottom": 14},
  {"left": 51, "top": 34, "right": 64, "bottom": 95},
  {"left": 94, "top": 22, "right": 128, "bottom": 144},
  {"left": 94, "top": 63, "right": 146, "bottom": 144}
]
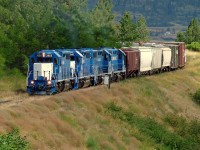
[
  {"left": 151, "top": 47, "right": 162, "bottom": 70},
  {"left": 162, "top": 47, "right": 171, "bottom": 68},
  {"left": 132, "top": 47, "right": 153, "bottom": 72}
]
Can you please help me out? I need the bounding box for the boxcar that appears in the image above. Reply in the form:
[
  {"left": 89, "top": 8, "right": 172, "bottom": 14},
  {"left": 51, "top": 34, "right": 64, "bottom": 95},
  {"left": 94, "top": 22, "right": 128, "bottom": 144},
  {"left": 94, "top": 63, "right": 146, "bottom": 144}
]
[
  {"left": 151, "top": 47, "right": 162, "bottom": 72},
  {"left": 132, "top": 46, "right": 153, "bottom": 74},
  {"left": 161, "top": 47, "right": 172, "bottom": 71},
  {"left": 164, "top": 42, "right": 186, "bottom": 68},
  {"left": 168, "top": 45, "right": 179, "bottom": 69},
  {"left": 178, "top": 42, "right": 186, "bottom": 67},
  {"left": 121, "top": 48, "right": 140, "bottom": 77}
]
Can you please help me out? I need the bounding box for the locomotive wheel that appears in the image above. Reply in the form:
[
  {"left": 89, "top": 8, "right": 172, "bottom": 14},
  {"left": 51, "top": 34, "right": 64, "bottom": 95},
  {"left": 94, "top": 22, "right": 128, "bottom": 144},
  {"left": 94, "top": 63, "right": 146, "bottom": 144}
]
[
  {"left": 57, "top": 82, "right": 65, "bottom": 93},
  {"left": 69, "top": 80, "right": 75, "bottom": 90},
  {"left": 79, "top": 80, "right": 85, "bottom": 88},
  {"left": 97, "top": 76, "right": 103, "bottom": 85},
  {"left": 90, "top": 78, "right": 94, "bottom": 86},
  {"left": 114, "top": 75, "right": 118, "bottom": 82}
]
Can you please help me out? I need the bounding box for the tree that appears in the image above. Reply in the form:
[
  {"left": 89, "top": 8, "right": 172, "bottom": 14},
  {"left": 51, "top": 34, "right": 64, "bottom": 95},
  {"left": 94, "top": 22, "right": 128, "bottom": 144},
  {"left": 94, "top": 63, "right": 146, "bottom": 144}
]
[
  {"left": 91, "top": 0, "right": 117, "bottom": 47},
  {"left": 118, "top": 12, "right": 134, "bottom": 46},
  {"left": 176, "top": 31, "right": 185, "bottom": 42},
  {"left": 185, "top": 18, "right": 200, "bottom": 44},
  {"left": 134, "top": 16, "right": 150, "bottom": 42}
]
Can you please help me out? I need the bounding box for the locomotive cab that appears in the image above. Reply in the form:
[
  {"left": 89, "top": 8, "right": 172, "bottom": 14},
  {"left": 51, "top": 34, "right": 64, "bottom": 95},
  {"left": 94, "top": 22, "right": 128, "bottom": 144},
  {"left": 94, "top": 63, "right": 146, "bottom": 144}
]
[
  {"left": 101, "top": 48, "right": 126, "bottom": 81},
  {"left": 27, "top": 50, "right": 59, "bottom": 95}
]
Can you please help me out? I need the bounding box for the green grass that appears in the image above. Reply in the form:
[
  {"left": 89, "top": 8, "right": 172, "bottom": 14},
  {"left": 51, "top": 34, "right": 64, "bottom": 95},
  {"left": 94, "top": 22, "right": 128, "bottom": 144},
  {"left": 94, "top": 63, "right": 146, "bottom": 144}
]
[
  {"left": 105, "top": 102, "right": 200, "bottom": 150},
  {"left": 59, "top": 112, "right": 78, "bottom": 127},
  {"left": 86, "top": 137, "right": 100, "bottom": 150}
]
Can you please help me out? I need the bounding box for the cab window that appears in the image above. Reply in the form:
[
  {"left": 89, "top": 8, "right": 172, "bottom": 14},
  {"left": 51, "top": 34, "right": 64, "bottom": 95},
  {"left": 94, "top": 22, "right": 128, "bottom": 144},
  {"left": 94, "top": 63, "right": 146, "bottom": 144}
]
[
  {"left": 54, "top": 58, "right": 58, "bottom": 65},
  {"left": 94, "top": 52, "right": 97, "bottom": 58},
  {"left": 31, "top": 58, "right": 35, "bottom": 63},
  {"left": 104, "top": 55, "right": 108, "bottom": 61},
  {"left": 86, "top": 52, "right": 90, "bottom": 58},
  {"left": 70, "top": 56, "right": 75, "bottom": 61},
  {"left": 66, "top": 54, "right": 70, "bottom": 60},
  {"left": 118, "top": 52, "right": 122, "bottom": 59}
]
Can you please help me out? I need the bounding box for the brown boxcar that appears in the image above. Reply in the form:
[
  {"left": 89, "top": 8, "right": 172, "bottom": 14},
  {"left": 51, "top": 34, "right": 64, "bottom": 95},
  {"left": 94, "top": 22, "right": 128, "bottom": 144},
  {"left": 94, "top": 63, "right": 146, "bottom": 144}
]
[
  {"left": 178, "top": 42, "right": 186, "bottom": 67},
  {"left": 121, "top": 48, "right": 140, "bottom": 77},
  {"left": 164, "top": 42, "right": 186, "bottom": 68}
]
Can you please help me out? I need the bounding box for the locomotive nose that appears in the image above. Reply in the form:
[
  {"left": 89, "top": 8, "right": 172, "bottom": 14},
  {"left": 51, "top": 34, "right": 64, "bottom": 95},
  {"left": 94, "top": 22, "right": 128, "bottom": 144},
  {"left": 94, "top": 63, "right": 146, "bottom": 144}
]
[{"left": 38, "top": 85, "right": 44, "bottom": 90}]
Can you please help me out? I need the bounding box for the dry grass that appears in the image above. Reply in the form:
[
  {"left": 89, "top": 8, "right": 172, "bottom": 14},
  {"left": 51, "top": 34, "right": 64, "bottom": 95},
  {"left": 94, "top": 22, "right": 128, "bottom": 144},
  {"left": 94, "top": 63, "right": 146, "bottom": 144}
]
[{"left": 0, "top": 50, "right": 200, "bottom": 149}]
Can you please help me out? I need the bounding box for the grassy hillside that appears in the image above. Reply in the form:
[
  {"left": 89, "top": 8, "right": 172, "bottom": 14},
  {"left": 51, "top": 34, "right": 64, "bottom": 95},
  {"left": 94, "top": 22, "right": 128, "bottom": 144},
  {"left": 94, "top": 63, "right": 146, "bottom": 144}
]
[{"left": 0, "top": 50, "right": 200, "bottom": 149}]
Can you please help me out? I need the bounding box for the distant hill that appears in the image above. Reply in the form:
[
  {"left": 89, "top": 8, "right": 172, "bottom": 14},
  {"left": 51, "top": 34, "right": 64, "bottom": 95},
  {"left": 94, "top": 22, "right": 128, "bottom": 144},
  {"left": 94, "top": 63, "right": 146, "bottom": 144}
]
[
  {"left": 89, "top": 0, "right": 200, "bottom": 41},
  {"left": 89, "top": 0, "right": 200, "bottom": 27}
]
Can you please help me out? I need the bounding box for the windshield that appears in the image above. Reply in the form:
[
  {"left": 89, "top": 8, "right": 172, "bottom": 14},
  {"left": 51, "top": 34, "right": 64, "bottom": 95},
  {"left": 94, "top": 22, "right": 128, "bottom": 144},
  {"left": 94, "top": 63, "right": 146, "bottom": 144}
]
[{"left": 37, "top": 57, "right": 52, "bottom": 63}]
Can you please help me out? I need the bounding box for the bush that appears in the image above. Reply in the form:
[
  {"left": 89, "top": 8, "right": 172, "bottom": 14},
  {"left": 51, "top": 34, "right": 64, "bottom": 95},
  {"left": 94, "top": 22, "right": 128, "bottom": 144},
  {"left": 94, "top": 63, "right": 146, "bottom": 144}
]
[
  {"left": 187, "top": 42, "right": 200, "bottom": 51},
  {"left": 0, "top": 128, "right": 30, "bottom": 150},
  {"left": 192, "top": 89, "right": 200, "bottom": 104}
]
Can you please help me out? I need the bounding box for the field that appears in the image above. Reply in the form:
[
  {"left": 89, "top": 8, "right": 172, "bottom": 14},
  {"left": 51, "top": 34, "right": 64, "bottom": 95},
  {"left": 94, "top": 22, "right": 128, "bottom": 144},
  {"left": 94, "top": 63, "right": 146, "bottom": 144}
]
[{"left": 0, "top": 50, "right": 200, "bottom": 149}]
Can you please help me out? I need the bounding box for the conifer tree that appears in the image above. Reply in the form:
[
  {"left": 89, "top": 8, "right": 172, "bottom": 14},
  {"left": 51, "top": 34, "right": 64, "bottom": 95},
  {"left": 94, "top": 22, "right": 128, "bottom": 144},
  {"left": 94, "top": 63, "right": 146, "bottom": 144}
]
[
  {"left": 185, "top": 18, "right": 200, "bottom": 44},
  {"left": 134, "top": 16, "right": 150, "bottom": 42},
  {"left": 118, "top": 12, "right": 134, "bottom": 46}
]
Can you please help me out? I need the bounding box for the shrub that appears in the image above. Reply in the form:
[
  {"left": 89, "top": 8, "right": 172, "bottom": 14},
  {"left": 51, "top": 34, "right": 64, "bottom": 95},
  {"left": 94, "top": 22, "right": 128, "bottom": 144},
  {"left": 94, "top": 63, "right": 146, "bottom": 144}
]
[
  {"left": 192, "top": 89, "right": 200, "bottom": 105},
  {"left": 0, "top": 128, "right": 30, "bottom": 150},
  {"left": 187, "top": 42, "right": 200, "bottom": 51},
  {"left": 86, "top": 137, "right": 100, "bottom": 150}
]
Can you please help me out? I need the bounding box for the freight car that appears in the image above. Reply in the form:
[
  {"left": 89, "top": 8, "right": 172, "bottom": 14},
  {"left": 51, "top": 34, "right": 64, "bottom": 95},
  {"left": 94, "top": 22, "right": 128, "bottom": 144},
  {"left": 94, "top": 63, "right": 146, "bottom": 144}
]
[
  {"left": 122, "top": 42, "right": 186, "bottom": 77},
  {"left": 27, "top": 42, "right": 186, "bottom": 95}
]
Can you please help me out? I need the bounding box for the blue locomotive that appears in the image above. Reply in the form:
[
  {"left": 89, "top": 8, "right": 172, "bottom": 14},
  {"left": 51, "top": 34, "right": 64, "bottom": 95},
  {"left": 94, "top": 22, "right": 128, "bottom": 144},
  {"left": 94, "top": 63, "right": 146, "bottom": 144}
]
[{"left": 27, "top": 48, "right": 126, "bottom": 95}]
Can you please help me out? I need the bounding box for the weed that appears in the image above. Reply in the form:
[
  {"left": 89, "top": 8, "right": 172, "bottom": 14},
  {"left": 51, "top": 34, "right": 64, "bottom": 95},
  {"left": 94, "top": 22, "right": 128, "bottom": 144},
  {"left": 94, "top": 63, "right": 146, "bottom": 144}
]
[
  {"left": 192, "top": 89, "right": 200, "bottom": 105},
  {"left": 86, "top": 137, "right": 100, "bottom": 150},
  {"left": 164, "top": 113, "right": 200, "bottom": 144},
  {"left": 59, "top": 112, "right": 78, "bottom": 127},
  {"left": 0, "top": 128, "right": 30, "bottom": 150}
]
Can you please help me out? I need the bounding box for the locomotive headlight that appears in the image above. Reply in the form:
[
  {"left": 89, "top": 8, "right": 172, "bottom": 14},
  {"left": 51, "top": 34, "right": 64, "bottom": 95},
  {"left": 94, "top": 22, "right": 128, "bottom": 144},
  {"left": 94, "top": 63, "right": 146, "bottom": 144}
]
[
  {"left": 42, "top": 52, "right": 45, "bottom": 57},
  {"left": 47, "top": 80, "right": 51, "bottom": 85},
  {"left": 30, "top": 80, "right": 34, "bottom": 85}
]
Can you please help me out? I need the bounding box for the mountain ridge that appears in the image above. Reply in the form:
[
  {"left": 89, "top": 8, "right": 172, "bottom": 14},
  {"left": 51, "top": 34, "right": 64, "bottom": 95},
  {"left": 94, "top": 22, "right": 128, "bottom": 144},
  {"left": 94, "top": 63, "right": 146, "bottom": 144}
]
[{"left": 89, "top": 0, "right": 200, "bottom": 27}]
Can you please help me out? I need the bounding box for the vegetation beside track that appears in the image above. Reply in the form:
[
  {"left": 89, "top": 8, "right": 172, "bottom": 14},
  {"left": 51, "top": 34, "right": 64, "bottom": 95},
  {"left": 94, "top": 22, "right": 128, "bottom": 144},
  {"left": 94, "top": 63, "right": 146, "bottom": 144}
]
[{"left": 0, "top": 50, "right": 200, "bottom": 149}]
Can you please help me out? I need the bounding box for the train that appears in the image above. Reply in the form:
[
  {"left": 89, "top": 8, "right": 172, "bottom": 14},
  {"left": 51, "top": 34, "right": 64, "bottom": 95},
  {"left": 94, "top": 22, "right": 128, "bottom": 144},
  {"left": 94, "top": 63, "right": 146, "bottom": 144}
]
[{"left": 27, "top": 42, "right": 186, "bottom": 95}]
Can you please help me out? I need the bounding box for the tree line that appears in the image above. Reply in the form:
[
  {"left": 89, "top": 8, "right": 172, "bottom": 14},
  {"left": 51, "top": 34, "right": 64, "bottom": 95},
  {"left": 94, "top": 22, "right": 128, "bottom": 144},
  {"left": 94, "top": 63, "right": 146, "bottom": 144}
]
[
  {"left": 176, "top": 18, "right": 200, "bottom": 51},
  {"left": 0, "top": 0, "right": 149, "bottom": 75}
]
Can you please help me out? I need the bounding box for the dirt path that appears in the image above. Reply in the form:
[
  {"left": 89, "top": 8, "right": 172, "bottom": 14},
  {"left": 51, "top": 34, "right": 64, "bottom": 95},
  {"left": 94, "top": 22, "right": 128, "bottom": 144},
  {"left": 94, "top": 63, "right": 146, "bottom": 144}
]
[
  {"left": 0, "top": 85, "right": 101, "bottom": 109},
  {"left": 0, "top": 94, "right": 49, "bottom": 108}
]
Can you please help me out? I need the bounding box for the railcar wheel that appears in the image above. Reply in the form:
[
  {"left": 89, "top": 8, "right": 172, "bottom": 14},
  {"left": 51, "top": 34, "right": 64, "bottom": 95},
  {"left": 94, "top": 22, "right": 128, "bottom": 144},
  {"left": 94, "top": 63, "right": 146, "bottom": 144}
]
[{"left": 136, "top": 72, "right": 141, "bottom": 77}]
